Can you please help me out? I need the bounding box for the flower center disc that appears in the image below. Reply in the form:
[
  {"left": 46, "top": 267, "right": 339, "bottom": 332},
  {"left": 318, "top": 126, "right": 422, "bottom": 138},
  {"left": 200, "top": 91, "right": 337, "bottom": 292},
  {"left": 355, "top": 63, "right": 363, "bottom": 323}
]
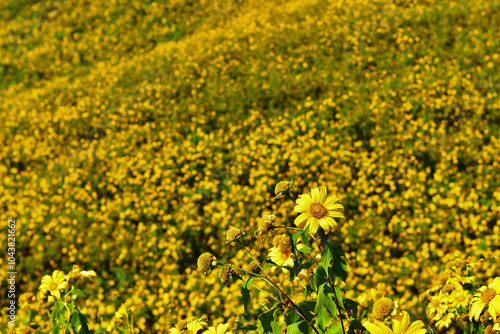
[
  {"left": 50, "top": 283, "right": 58, "bottom": 291},
  {"left": 481, "top": 287, "right": 497, "bottom": 304},
  {"left": 310, "top": 203, "right": 327, "bottom": 219}
]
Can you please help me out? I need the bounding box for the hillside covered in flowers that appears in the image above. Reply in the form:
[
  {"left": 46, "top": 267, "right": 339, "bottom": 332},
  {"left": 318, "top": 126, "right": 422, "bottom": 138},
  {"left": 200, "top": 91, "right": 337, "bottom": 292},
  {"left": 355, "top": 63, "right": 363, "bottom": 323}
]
[{"left": 0, "top": 0, "right": 499, "bottom": 332}]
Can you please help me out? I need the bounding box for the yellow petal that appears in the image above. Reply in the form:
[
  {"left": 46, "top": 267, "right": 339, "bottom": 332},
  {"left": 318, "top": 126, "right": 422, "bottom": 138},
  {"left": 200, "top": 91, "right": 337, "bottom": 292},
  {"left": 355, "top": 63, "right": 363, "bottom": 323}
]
[
  {"left": 324, "top": 194, "right": 339, "bottom": 206},
  {"left": 363, "top": 321, "right": 393, "bottom": 334},
  {"left": 311, "top": 187, "right": 320, "bottom": 202},
  {"left": 294, "top": 213, "right": 312, "bottom": 229},
  {"left": 318, "top": 186, "right": 327, "bottom": 204}
]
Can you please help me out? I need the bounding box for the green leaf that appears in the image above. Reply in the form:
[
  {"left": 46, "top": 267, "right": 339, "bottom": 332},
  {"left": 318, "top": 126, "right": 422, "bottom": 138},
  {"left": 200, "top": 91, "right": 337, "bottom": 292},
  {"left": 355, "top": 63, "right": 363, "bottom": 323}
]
[
  {"left": 257, "top": 308, "right": 282, "bottom": 334},
  {"left": 77, "top": 309, "right": 90, "bottom": 333},
  {"left": 314, "top": 283, "right": 337, "bottom": 331},
  {"left": 72, "top": 288, "right": 88, "bottom": 297},
  {"left": 326, "top": 322, "right": 343, "bottom": 334},
  {"left": 321, "top": 240, "right": 348, "bottom": 283},
  {"left": 285, "top": 300, "right": 315, "bottom": 325},
  {"left": 334, "top": 286, "right": 344, "bottom": 310},
  {"left": 287, "top": 321, "right": 311, "bottom": 334},
  {"left": 312, "top": 265, "right": 328, "bottom": 293},
  {"left": 344, "top": 299, "right": 358, "bottom": 316},
  {"left": 241, "top": 277, "right": 255, "bottom": 315}
]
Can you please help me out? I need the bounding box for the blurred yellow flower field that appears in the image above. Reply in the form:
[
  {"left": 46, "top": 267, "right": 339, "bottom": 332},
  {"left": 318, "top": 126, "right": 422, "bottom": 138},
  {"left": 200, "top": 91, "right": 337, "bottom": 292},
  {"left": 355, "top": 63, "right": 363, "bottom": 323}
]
[{"left": 0, "top": 0, "right": 499, "bottom": 332}]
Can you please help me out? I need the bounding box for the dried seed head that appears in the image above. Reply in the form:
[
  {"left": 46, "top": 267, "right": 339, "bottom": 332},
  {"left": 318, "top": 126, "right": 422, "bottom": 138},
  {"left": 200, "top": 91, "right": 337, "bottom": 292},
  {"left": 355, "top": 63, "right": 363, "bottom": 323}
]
[
  {"left": 197, "top": 253, "right": 217, "bottom": 274},
  {"left": 226, "top": 227, "right": 245, "bottom": 243},
  {"left": 372, "top": 297, "right": 394, "bottom": 320},
  {"left": 246, "top": 261, "right": 260, "bottom": 274},
  {"left": 275, "top": 180, "right": 293, "bottom": 199},
  {"left": 219, "top": 266, "right": 234, "bottom": 287}
]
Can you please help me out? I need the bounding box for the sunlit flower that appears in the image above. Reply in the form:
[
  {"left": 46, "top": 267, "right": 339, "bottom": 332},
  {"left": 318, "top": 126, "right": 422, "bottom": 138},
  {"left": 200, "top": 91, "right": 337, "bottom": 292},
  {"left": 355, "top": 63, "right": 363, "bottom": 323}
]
[
  {"left": 426, "top": 293, "right": 448, "bottom": 320},
  {"left": 363, "top": 311, "right": 427, "bottom": 334},
  {"left": 39, "top": 270, "right": 68, "bottom": 300},
  {"left": 469, "top": 277, "right": 500, "bottom": 321},
  {"left": 66, "top": 265, "right": 97, "bottom": 282},
  {"left": 435, "top": 312, "right": 455, "bottom": 330},
  {"left": 203, "top": 317, "right": 236, "bottom": 334},
  {"left": 294, "top": 186, "right": 344, "bottom": 234},
  {"left": 449, "top": 289, "right": 471, "bottom": 309},
  {"left": 268, "top": 234, "right": 294, "bottom": 268},
  {"left": 187, "top": 316, "right": 208, "bottom": 333}
]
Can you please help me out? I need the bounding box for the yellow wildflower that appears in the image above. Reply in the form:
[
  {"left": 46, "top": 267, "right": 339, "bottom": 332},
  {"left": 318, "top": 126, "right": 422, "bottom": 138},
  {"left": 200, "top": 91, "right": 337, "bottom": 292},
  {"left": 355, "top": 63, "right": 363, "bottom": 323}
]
[
  {"left": 363, "top": 311, "right": 427, "bottom": 334},
  {"left": 294, "top": 186, "right": 344, "bottom": 234},
  {"left": 268, "top": 234, "right": 294, "bottom": 268},
  {"left": 435, "top": 312, "right": 455, "bottom": 330},
  {"left": 39, "top": 270, "right": 68, "bottom": 300},
  {"left": 469, "top": 277, "right": 500, "bottom": 321},
  {"left": 66, "top": 264, "right": 97, "bottom": 282}
]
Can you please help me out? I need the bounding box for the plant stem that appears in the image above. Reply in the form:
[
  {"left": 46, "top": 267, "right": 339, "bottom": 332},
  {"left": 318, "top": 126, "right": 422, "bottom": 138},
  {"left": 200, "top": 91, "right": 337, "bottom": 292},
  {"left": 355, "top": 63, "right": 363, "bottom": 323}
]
[
  {"left": 261, "top": 276, "right": 322, "bottom": 334},
  {"left": 273, "top": 225, "right": 302, "bottom": 230},
  {"left": 285, "top": 192, "right": 296, "bottom": 204},
  {"left": 312, "top": 235, "right": 347, "bottom": 334}
]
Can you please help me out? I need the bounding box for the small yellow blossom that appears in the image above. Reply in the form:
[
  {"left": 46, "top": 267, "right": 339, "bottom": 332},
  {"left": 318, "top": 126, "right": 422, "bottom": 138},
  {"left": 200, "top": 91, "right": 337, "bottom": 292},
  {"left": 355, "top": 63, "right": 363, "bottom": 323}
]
[
  {"left": 268, "top": 234, "right": 294, "bottom": 268},
  {"left": 372, "top": 297, "right": 395, "bottom": 320},
  {"left": 66, "top": 265, "right": 97, "bottom": 282},
  {"left": 39, "top": 270, "right": 68, "bottom": 300},
  {"left": 294, "top": 186, "right": 344, "bottom": 234}
]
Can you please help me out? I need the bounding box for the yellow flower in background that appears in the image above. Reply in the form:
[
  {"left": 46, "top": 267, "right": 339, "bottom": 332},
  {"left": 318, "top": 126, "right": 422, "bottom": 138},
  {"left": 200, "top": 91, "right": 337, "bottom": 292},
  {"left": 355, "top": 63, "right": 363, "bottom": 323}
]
[
  {"left": 449, "top": 289, "right": 471, "bottom": 309},
  {"left": 203, "top": 318, "right": 235, "bottom": 334},
  {"left": 435, "top": 312, "right": 455, "bottom": 330},
  {"left": 426, "top": 293, "right": 448, "bottom": 320},
  {"left": 66, "top": 265, "right": 97, "bottom": 282},
  {"left": 363, "top": 311, "right": 427, "bottom": 334},
  {"left": 294, "top": 186, "right": 344, "bottom": 234},
  {"left": 39, "top": 270, "right": 68, "bottom": 300},
  {"left": 268, "top": 234, "right": 294, "bottom": 268},
  {"left": 469, "top": 277, "right": 500, "bottom": 321},
  {"left": 187, "top": 316, "right": 209, "bottom": 333}
]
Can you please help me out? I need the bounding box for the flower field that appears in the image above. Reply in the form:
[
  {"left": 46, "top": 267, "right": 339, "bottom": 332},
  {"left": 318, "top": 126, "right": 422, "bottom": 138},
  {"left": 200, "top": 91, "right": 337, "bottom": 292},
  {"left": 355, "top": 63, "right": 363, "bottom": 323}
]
[{"left": 0, "top": 0, "right": 499, "bottom": 332}]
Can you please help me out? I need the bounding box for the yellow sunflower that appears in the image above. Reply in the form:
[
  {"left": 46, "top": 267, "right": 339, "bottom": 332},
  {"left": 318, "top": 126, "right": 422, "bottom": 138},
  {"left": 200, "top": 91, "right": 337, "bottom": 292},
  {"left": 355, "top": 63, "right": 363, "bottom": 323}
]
[
  {"left": 294, "top": 186, "right": 345, "bottom": 234},
  {"left": 363, "top": 311, "right": 427, "bottom": 334},
  {"left": 39, "top": 270, "right": 68, "bottom": 300},
  {"left": 469, "top": 277, "right": 500, "bottom": 321}
]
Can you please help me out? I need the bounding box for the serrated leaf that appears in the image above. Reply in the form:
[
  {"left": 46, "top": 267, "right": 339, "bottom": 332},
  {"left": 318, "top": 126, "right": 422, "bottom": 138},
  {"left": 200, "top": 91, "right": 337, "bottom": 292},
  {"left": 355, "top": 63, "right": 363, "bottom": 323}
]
[
  {"left": 257, "top": 309, "right": 282, "bottom": 334},
  {"left": 241, "top": 277, "right": 255, "bottom": 315},
  {"left": 314, "top": 283, "right": 337, "bottom": 331},
  {"left": 321, "top": 240, "right": 348, "bottom": 283},
  {"left": 287, "top": 321, "right": 311, "bottom": 334}
]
